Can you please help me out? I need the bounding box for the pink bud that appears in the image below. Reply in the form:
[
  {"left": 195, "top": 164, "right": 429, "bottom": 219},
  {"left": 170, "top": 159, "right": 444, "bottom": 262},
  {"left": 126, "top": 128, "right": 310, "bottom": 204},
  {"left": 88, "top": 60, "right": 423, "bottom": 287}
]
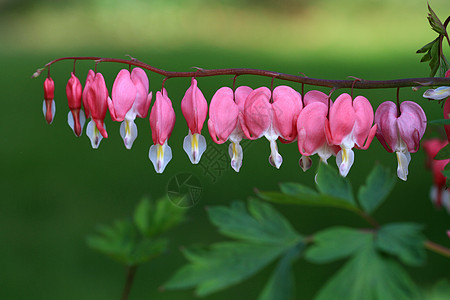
[
  {"left": 82, "top": 70, "right": 95, "bottom": 119},
  {"left": 181, "top": 78, "right": 208, "bottom": 134},
  {"left": 66, "top": 72, "right": 84, "bottom": 136},
  {"left": 108, "top": 69, "right": 137, "bottom": 122},
  {"left": 43, "top": 77, "right": 55, "bottom": 124},
  {"left": 208, "top": 87, "right": 239, "bottom": 144},
  {"left": 85, "top": 72, "right": 108, "bottom": 138}
]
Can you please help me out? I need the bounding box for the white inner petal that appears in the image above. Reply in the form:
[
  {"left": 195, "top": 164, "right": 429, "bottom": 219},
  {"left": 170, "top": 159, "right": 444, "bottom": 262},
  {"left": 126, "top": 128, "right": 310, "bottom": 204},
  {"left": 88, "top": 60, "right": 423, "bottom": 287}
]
[
  {"left": 336, "top": 147, "right": 354, "bottom": 177},
  {"left": 149, "top": 141, "right": 172, "bottom": 173},
  {"left": 120, "top": 118, "right": 138, "bottom": 150},
  {"left": 86, "top": 119, "right": 103, "bottom": 149},
  {"left": 228, "top": 141, "right": 243, "bottom": 172},
  {"left": 183, "top": 131, "right": 207, "bottom": 164}
]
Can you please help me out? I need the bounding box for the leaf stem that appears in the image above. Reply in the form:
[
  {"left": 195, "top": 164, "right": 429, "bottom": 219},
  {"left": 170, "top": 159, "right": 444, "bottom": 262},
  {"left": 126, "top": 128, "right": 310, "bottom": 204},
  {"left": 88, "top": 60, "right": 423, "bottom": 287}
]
[
  {"left": 356, "top": 210, "right": 380, "bottom": 229},
  {"left": 424, "top": 240, "right": 450, "bottom": 258},
  {"left": 121, "top": 265, "right": 138, "bottom": 300},
  {"left": 34, "top": 56, "right": 450, "bottom": 90}
]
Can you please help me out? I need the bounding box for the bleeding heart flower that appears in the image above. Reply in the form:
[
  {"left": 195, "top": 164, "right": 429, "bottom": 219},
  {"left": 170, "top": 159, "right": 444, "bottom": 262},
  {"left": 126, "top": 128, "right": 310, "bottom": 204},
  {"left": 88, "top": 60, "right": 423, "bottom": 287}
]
[
  {"left": 66, "top": 72, "right": 85, "bottom": 137},
  {"left": 375, "top": 101, "right": 427, "bottom": 181},
  {"left": 82, "top": 70, "right": 95, "bottom": 120},
  {"left": 84, "top": 72, "right": 109, "bottom": 149},
  {"left": 208, "top": 86, "right": 252, "bottom": 172},
  {"left": 297, "top": 90, "right": 339, "bottom": 171},
  {"left": 325, "top": 93, "right": 377, "bottom": 177},
  {"left": 423, "top": 139, "right": 450, "bottom": 213},
  {"left": 181, "top": 78, "right": 208, "bottom": 164},
  {"left": 241, "top": 85, "right": 302, "bottom": 168},
  {"left": 149, "top": 89, "right": 176, "bottom": 173},
  {"left": 42, "top": 77, "right": 55, "bottom": 124},
  {"left": 108, "top": 68, "right": 152, "bottom": 149}
]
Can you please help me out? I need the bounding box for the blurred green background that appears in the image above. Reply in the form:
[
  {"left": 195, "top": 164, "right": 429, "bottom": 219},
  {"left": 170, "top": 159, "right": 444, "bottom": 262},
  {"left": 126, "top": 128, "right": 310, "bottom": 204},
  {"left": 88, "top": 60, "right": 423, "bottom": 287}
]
[{"left": 1, "top": 0, "right": 449, "bottom": 299}]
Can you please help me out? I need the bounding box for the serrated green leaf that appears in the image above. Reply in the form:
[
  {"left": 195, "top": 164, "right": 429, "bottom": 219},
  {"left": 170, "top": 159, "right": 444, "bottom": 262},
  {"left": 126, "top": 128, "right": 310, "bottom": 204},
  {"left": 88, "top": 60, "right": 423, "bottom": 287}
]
[
  {"left": 429, "top": 40, "right": 440, "bottom": 77},
  {"left": 420, "top": 51, "right": 432, "bottom": 62},
  {"left": 428, "top": 119, "right": 450, "bottom": 125},
  {"left": 134, "top": 198, "right": 153, "bottom": 235},
  {"left": 358, "top": 164, "right": 396, "bottom": 214},
  {"left": 133, "top": 197, "right": 186, "bottom": 238},
  {"left": 316, "top": 163, "right": 355, "bottom": 206},
  {"left": 164, "top": 242, "right": 291, "bottom": 297},
  {"left": 305, "top": 227, "right": 372, "bottom": 264},
  {"left": 208, "top": 199, "right": 300, "bottom": 245},
  {"left": 258, "top": 191, "right": 360, "bottom": 212},
  {"left": 435, "top": 143, "right": 450, "bottom": 160},
  {"left": 279, "top": 182, "right": 318, "bottom": 197},
  {"left": 427, "top": 4, "right": 446, "bottom": 35},
  {"left": 375, "top": 223, "right": 426, "bottom": 267},
  {"left": 416, "top": 39, "right": 437, "bottom": 54},
  {"left": 259, "top": 242, "right": 304, "bottom": 300},
  {"left": 315, "top": 243, "right": 421, "bottom": 300}
]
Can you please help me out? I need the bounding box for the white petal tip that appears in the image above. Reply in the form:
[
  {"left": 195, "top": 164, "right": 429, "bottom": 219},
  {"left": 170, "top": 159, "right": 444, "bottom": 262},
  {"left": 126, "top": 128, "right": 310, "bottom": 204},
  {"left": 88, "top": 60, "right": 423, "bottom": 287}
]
[
  {"left": 149, "top": 142, "right": 172, "bottom": 173},
  {"left": 183, "top": 132, "right": 207, "bottom": 164}
]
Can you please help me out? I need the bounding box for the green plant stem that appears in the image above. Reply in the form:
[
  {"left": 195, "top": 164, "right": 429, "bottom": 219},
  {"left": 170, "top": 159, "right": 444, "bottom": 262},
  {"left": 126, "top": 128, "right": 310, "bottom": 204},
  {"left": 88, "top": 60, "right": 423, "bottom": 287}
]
[
  {"left": 356, "top": 210, "right": 380, "bottom": 229},
  {"left": 121, "top": 265, "right": 138, "bottom": 300},
  {"left": 424, "top": 240, "right": 450, "bottom": 258}
]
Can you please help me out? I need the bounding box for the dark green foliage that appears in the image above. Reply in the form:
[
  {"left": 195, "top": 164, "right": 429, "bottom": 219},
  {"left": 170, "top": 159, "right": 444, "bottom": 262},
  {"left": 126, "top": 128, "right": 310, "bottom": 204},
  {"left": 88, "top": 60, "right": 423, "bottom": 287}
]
[
  {"left": 87, "top": 197, "right": 186, "bottom": 266},
  {"left": 358, "top": 164, "right": 396, "bottom": 214}
]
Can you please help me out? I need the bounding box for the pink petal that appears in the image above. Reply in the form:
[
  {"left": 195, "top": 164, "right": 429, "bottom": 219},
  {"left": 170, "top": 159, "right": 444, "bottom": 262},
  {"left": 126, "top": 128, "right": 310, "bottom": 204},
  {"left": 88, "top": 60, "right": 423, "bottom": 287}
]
[
  {"left": 208, "top": 87, "right": 239, "bottom": 144},
  {"left": 243, "top": 87, "right": 272, "bottom": 139},
  {"left": 297, "top": 102, "right": 328, "bottom": 156},
  {"left": 131, "top": 68, "right": 151, "bottom": 118},
  {"left": 181, "top": 78, "right": 208, "bottom": 134},
  {"left": 66, "top": 72, "right": 82, "bottom": 110},
  {"left": 82, "top": 69, "right": 95, "bottom": 119},
  {"left": 235, "top": 86, "right": 253, "bottom": 112},
  {"left": 327, "top": 93, "right": 356, "bottom": 145},
  {"left": 272, "top": 85, "right": 302, "bottom": 141},
  {"left": 303, "top": 90, "right": 330, "bottom": 106},
  {"left": 111, "top": 69, "right": 137, "bottom": 121},
  {"left": 149, "top": 89, "right": 176, "bottom": 145},
  {"left": 353, "top": 95, "right": 374, "bottom": 148},
  {"left": 374, "top": 101, "right": 398, "bottom": 152},
  {"left": 86, "top": 73, "right": 109, "bottom": 138},
  {"left": 397, "top": 101, "right": 427, "bottom": 152}
]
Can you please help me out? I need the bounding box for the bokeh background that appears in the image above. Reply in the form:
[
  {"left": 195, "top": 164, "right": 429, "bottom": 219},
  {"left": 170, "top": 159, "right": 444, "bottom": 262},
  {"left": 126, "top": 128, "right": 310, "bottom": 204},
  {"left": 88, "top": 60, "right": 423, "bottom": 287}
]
[{"left": 1, "top": 0, "right": 449, "bottom": 299}]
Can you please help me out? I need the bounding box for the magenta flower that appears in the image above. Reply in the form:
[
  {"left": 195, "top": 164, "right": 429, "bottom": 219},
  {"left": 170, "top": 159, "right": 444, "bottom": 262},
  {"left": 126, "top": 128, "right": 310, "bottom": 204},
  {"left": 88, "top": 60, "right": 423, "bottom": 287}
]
[
  {"left": 375, "top": 101, "right": 426, "bottom": 181},
  {"left": 82, "top": 69, "right": 95, "bottom": 120},
  {"left": 181, "top": 78, "right": 208, "bottom": 164},
  {"left": 149, "top": 89, "right": 176, "bottom": 173},
  {"left": 325, "top": 93, "right": 377, "bottom": 177},
  {"left": 66, "top": 72, "right": 85, "bottom": 137},
  {"left": 207, "top": 86, "right": 252, "bottom": 172},
  {"left": 84, "top": 72, "right": 109, "bottom": 149},
  {"left": 297, "top": 90, "right": 339, "bottom": 171},
  {"left": 108, "top": 68, "right": 152, "bottom": 149},
  {"left": 42, "top": 77, "right": 55, "bottom": 124},
  {"left": 242, "top": 86, "right": 302, "bottom": 168}
]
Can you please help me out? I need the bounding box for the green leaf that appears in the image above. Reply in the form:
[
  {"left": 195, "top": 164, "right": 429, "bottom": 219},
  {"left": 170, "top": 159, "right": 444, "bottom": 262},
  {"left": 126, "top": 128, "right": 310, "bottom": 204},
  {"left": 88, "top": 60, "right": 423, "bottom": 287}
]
[
  {"left": 315, "top": 163, "right": 355, "bottom": 206},
  {"left": 164, "top": 242, "right": 291, "bottom": 297},
  {"left": 315, "top": 243, "right": 421, "bottom": 300},
  {"left": 305, "top": 227, "right": 373, "bottom": 264},
  {"left": 259, "top": 242, "right": 304, "bottom": 300},
  {"left": 435, "top": 143, "right": 450, "bottom": 160},
  {"left": 427, "top": 4, "right": 446, "bottom": 35},
  {"left": 279, "top": 182, "right": 318, "bottom": 197},
  {"left": 358, "top": 164, "right": 396, "bottom": 214},
  {"left": 429, "top": 40, "right": 440, "bottom": 77},
  {"left": 428, "top": 119, "right": 450, "bottom": 125},
  {"left": 425, "top": 280, "right": 450, "bottom": 300},
  {"left": 258, "top": 191, "right": 359, "bottom": 212},
  {"left": 207, "top": 199, "right": 301, "bottom": 245},
  {"left": 133, "top": 196, "right": 186, "bottom": 238},
  {"left": 416, "top": 39, "right": 437, "bottom": 54},
  {"left": 375, "top": 223, "right": 426, "bottom": 267},
  {"left": 420, "top": 51, "right": 432, "bottom": 62}
]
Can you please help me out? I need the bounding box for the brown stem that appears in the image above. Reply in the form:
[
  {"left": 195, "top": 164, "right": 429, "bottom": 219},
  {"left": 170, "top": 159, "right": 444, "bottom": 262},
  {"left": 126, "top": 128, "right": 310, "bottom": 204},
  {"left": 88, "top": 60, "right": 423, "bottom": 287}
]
[
  {"left": 35, "top": 56, "right": 450, "bottom": 90},
  {"left": 424, "top": 240, "right": 450, "bottom": 258},
  {"left": 121, "top": 265, "right": 138, "bottom": 300},
  {"left": 357, "top": 210, "right": 380, "bottom": 229}
]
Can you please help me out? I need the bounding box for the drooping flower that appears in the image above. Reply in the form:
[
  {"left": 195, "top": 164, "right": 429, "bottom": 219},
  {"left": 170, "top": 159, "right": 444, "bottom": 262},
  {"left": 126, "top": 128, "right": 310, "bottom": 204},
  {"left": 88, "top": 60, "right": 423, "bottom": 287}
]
[
  {"left": 207, "top": 86, "right": 252, "bottom": 172},
  {"left": 297, "top": 90, "right": 339, "bottom": 171},
  {"left": 108, "top": 68, "right": 152, "bottom": 149},
  {"left": 66, "top": 72, "right": 85, "bottom": 137},
  {"left": 82, "top": 69, "right": 95, "bottom": 119},
  {"left": 423, "top": 139, "right": 450, "bottom": 213},
  {"left": 241, "top": 86, "right": 302, "bottom": 169},
  {"left": 83, "top": 72, "right": 109, "bottom": 149},
  {"left": 374, "top": 101, "right": 427, "bottom": 181},
  {"left": 181, "top": 78, "right": 208, "bottom": 164},
  {"left": 42, "top": 77, "right": 55, "bottom": 124},
  {"left": 149, "top": 89, "right": 176, "bottom": 173},
  {"left": 325, "top": 93, "right": 377, "bottom": 177}
]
